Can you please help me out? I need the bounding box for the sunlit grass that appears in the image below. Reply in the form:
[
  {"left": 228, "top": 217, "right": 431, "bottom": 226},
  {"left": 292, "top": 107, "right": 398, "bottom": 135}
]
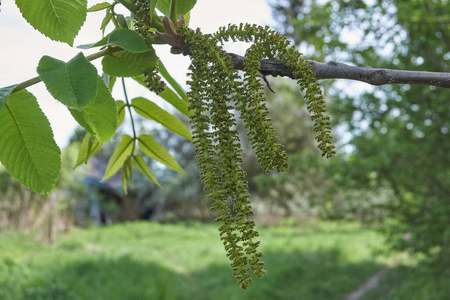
[{"left": 0, "top": 221, "right": 388, "bottom": 300}]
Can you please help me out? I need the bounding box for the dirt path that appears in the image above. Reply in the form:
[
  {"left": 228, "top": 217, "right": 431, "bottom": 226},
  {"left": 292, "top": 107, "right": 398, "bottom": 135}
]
[{"left": 345, "top": 269, "right": 388, "bottom": 300}]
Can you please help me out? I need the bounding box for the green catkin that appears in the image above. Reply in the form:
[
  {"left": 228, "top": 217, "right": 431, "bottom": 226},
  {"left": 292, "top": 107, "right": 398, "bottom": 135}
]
[
  {"left": 214, "top": 23, "right": 335, "bottom": 158},
  {"left": 132, "top": 0, "right": 164, "bottom": 94},
  {"left": 237, "top": 42, "right": 289, "bottom": 172},
  {"left": 180, "top": 27, "right": 264, "bottom": 289},
  {"left": 143, "top": 66, "right": 165, "bottom": 94},
  {"left": 178, "top": 23, "right": 335, "bottom": 289},
  {"left": 131, "top": 0, "right": 154, "bottom": 43}
]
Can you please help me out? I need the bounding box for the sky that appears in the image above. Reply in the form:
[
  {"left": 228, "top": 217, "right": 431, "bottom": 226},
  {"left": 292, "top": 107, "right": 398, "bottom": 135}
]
[{"left": 0, "top": 0, "right": 274, "bottom": 147}]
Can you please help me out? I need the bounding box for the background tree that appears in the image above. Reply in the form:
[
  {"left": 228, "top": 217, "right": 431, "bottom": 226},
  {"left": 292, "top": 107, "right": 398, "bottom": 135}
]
[{"left": 272, "top": 0, "right": 450, "bottom": 268}]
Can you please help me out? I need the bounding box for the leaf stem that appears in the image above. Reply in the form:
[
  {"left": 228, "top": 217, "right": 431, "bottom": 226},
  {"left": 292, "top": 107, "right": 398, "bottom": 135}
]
[
  {"left": 12, "top": 46, "right": 123, "bottom": 93},
  {"left": 122, "top": 78, "right": 137, "bottom": 154},
  {"left": 169, "top": 0, "right": 177, "bottom": 26}
]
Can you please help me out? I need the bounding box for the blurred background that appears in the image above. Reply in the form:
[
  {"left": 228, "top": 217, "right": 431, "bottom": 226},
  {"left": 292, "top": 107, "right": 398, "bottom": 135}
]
[{"left": 1, "top": 0, "right": 449, "bottom": 299}]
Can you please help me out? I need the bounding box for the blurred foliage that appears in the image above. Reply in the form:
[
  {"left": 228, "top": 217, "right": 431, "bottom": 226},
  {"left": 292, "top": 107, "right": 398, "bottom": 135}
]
[
  {"left": 0, "top": 142, "right": 86, "bottom": 237},
  {"left": 68, "top": 113, "right": 208, "bottom": 223},
  {"left": 240, "top": 80, "right": 325, "bottom": 216},
  {"left": 271, "top": 0, "right": 450, "bottom": 269},
  {"left": 241, "top": 79, "right": 393, "bottom": 223},
  {"left": 0, "top": 166, "right": 48, "bottom": 230}
]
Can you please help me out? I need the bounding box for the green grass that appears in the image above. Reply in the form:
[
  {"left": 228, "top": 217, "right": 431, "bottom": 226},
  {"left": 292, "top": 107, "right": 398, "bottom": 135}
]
[
  {"left": 0, "top": 221, "right": 388, "bottom": 300},
  {"left": 363, "top": 260, "right": 450, "bottom": 300}
]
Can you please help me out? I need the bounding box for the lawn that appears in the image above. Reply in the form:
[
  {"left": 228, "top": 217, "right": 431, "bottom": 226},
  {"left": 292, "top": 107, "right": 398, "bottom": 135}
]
[{"left": 0, "top": 221, "right": 388, "bottom": 300}]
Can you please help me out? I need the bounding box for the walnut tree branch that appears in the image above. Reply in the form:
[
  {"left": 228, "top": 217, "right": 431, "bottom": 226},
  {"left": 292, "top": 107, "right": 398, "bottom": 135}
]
[
  {"left": 146, "top": 14, "right": 450, "bottom": 89},
  {"left": 163, "top": 26, "right": 450, "bottom": 89},
  {"left": 225, "top": 53, "right": 450, "bottom": 88}
]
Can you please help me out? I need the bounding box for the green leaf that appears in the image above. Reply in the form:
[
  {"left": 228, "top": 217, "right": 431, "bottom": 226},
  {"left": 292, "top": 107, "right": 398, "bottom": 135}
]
[
  {"left": 116, "top": 100, "right": 126, "bottom": 126},
  {"left": 150, "top": 11, "right": 165, "bottom": 32},
  {"left": 149, "top": 0, "right": 159, "bottom": 16},
  {"left": 133, "top": 75, "right": 190, "bottom": 116},
  {"left": 101, "top": 10, "right": 113, "bottom": 34},
  {"left": 103, "top": 134, "right": 135, "bottom": 181},
  {"left": 132, "top": 154, "right": 161, "bottom": 187},
  {"left": 107, "top": 29, "right": 149, "bottom": 53},
  {"left": 109, "top": 76, "right": 117, "bottom": 91},
  {"left": 121, "top": 157, "right": 133, "bottom": 193},
  {"left": 184, "top": 11, "right": 190, "bottom": 26},
  {"left": 176, "top": 0, "right": 197, "bottom": 15},
  {"left": 131, "top": 97, "right": 192, "bottom": 140},
  {"left": 157, "top": 60, "right": 189, "bottom": 102},
  {"left": 69, "top": 77, "right": 118, "bottom": 144},
  {"left": 77, "top": 34, "right": 109, "bottom": 49},
  {"left": 138, "top": 134, "right": 185, "bottom": 173},
  {"left": 159, "top": 87, "right": 191, "bottom": 117},
  {"left": 101, "top": 73, "right": 117, "bottom": 92},
  {"left": 116, "top": 0, "right": 137, "bottom": 16},
  {"left": 88, "top": 2, "right": 110, "bottom": 12},
  {"left": 155, "top": 0, "right": 169, "bottom": 15},
  {"left": 115, "top": 14, "right": 129, "bottom": 29},
  {"left": 156, "top": 0, "right": 196, "bottom": 15},
  {"left": 37, "top": 52, "right": 98, "bottom": 110},
  {"left": 74, "top": 133, "right": 101, "bottom": 168},
  {"left": 102, "top": 49, "right": 158, "bottom": 77},
  {"left": 0, "top": 85, "right": 18, "bottom": 111},
  {"left": 0, "top": 90, "right": 61, "bottom": 195},
  {"left": 15, "top": 0, "right": 87, "bottom": 46}
]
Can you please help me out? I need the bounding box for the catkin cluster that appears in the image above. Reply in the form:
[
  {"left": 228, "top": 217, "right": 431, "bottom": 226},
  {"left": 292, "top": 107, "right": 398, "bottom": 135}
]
[
  {"left": 178, "top": 24, "right": 335, "bottom": 289},
  {"left": 214, "top": 24, "right": 335, "bottom": 158},
  {"left": 180, "top": 27, "right": 267, "bottom": 289}
]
